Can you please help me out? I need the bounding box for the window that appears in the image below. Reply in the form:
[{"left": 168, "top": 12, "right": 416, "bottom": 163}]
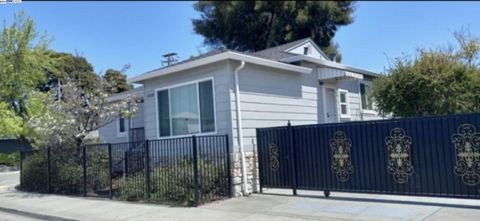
[
  {"left": 156, "top": 79, "right": 215, "bottom": 138},
  {"left": 303, "top": 47, "right": 309, "bottom": 55},
  {"left": 360, "top": 83, "right": 373, "bottom": 111},
  {"left": 118, "top": 115, "right": 127, "bottom": 135},
  {"left": 338, "top": 90, "right": 350, "bottom": 118}
]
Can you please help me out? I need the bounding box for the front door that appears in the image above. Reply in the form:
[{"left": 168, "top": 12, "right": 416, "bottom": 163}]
[{"left": 324, "top": 88, "right": 337, "bottom": 123}]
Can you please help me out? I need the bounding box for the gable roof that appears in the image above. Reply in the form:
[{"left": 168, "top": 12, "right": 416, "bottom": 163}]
[
  {"left": 128, "top": 50, "right": 312, "bottom": 83},
  {"left": 127, "top": 38, "right": 380, "bottom": 84},
  {"left": 253, "top": 38, "right": 330, "bottom": 61}
]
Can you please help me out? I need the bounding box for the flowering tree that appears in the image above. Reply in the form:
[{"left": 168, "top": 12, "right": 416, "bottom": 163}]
[{"left": 28, "top": 77, "right": 138, "bottom": 148}]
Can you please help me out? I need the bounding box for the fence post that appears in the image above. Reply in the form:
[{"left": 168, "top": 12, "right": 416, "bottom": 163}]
[
  {"left": 257, "top": 129, "right": 263, "bottom": 194},
  {"left": 192, "top": 135, "right": 200, "bottom": 206},
  {"left": 19, "top": 151, "right": 23, "bottom": 190},
  {"left": 83, "top": 146, "right": 87, "bottom": 197},
  {"left": 108, "top": 144, "right": 113, "bottom": 199},
  {"left": 287, "top": 121, "right": 298, "bottom": 196},
  {"left": 47, "top": 147, "right": 51, "bottom": 193},
  {"left": 144, "top": 140, "right": 150, "bottom": 200},
  {"left": 225, "top": 134, "right": 232, "bottom": 197}
]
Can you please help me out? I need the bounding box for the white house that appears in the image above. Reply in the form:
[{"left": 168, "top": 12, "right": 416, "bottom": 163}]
[{"left": 98, "top": 38, "right": 383, "bottom": 195}]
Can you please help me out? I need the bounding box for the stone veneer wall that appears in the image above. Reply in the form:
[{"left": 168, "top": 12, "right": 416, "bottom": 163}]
[{"left": 231, "top": 151, "right": 260, "bottom": 197}]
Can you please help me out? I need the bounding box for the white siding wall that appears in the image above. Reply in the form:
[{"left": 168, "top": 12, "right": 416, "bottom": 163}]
[
  {"left": 131, "top": 102, "right": 144, "bottom": 129},
  {"left": 98, "top": 102, "right": 145, "bottom": 143},
  {"left": 98, "top": 117, "right": 128, "bottom": 144},
  {"left": 230, "top": 62, "right": 318, "bottom": 152},
  {"left": 336, "top": 79, "right": 384, "bottom": 122},
  {"left": 142, "top": 61, "right": 232, "bottom": 141}
]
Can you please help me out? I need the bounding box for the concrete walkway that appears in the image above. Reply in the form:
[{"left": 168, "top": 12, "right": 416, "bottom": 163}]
[
  {"left": 1, "top": 172, "right": 480, "bottom": 221},
  {"left": 0, "top": 189, "right": 480, "bottom": 221}
]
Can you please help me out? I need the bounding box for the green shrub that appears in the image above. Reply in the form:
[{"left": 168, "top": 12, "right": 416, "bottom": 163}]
[
  {"left": 150, "top": 157, "right": 226, "bottom": 206},
  {"left": 149, "top": 160, "right": 195, "bottom": 205},
  {"left": 117, "top": 172, "right": 145, "bottom": 201},
  {"left": 86, "top": 150, "right": 110, "bottom": 194},
  {"left": 21, "top": 151, "right": 48, "bottom": 192},
  {"left": 116, "top": 157, "right": 226, "bottom": 206},
  {"left": 50, "top": 157, "right": 83, "bottom": 195},
  {"left": 0, "top": 152, "right": 20, "bottom": 167}
]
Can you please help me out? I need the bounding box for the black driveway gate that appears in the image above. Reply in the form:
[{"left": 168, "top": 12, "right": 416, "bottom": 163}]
[{"left": 257, "top": 113, "right": 480, "bottom": 199}]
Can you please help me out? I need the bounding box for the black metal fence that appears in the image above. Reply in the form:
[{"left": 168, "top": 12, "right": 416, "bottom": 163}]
[
  {"left": 129, "top": 127, "right": 145, "bottom": 143},
  {"left": 20, "top": 135, "right": 231, "bottom": 206},
  {"left": 257, "top": 113, "right": 480, "bottom": 199}
]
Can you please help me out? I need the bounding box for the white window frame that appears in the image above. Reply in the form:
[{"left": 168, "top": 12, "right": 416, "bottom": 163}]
[
  {"left": 358, "top": 80, "right": 376, "bottom": 114},
  {"left": 154, "top": 77, "right": 217, "bottom": 139},
  {"left": 117, "top": 115, "right": 127, "bottom": 137},
  {"left": 338, "top": 89, "right": 350, "bottom": 118}
]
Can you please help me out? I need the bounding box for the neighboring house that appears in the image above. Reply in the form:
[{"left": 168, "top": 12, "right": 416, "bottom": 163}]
[{"left": 98, "top": 38, "right": 384, "bottom": 195}]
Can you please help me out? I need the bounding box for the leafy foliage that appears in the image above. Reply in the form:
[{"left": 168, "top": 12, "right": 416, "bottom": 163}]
[
  {"left": 103, "top": 69, "right": 133, "bottom": 94},
  {"left": 50, "top": 151, "right": 83, "bottom": 195},
  {"left": 86, "top": 149, "right": 110, "bottom": 194},
  {"left": 192, "top": 1, "right": 355, "bottom": 60},
  {"left": 117, "top": 158, "right": 226, "bottom": 206},
  {"left": 0, "top": 102, "right": 23, "bottom": 138},
  {"left": 0, "top": 12, "right": 136, "bottom": 147},
  {"left": 0, "top": 152, "right": 20, "bottom": 167},
  {"left": 370, "top": 31, "right": 480, "bottom": 117},
  {"left": 0, "top": 12, "right": 55, "bottom": 118},
  {"left": 20, "top": 151, "right": 48, "bottom": 192},
  {"left": 40, "top": 52, "right": 100, "bottom": 95}
]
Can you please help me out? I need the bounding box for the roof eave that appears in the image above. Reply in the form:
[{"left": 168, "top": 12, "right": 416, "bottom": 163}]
[
  {"left": 106, "top": 87, "right": 144, "bottom": 102},
  {"left": 128, "top": 51, "right": 312, "bottom": 84},
  {"left": 280, "top": 55, "right": 381, "bottom": 78}
]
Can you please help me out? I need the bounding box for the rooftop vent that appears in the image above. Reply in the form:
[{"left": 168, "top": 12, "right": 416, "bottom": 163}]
[{"left": 162, "top": 52, "right": 179, "bottom": 66}]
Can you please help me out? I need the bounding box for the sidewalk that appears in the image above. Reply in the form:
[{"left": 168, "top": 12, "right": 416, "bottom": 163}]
[
  {"left": 1, "top": 172, "right": 480, "bottom": 221},
  {"left": 1, "top": 188, "right": 480, "bottom": 221}
]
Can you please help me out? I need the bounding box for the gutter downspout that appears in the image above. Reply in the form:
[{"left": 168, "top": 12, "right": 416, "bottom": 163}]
[{"left": 234, "top": 61, "right": 249, "bottom": 196}]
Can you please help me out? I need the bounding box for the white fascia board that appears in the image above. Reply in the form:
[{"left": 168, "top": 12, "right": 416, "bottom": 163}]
[
  {"left": 106, "top": 87, "right": 144, "bottom": 102},
  {"left": 227, "top": 51, "right": 312, "bottom": 74},
  {"left": 281, "top": 55, "right": 381, "bottom": 78},
  {"left": 128, "top": 51, "right": 312, "bottom": 84}
]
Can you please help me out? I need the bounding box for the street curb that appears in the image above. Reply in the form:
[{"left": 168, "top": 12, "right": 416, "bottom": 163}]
[{"left": 0, "top": 206, "right": 79, "bottom": 221}]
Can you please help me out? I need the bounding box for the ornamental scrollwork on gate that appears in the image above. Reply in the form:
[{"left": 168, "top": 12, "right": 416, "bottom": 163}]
[
  {"left": 330, "top": 131, "right": 354, "bottom": 182},
  {"left": 452, "top": 124, "right": 480, "bottom": 186},
  {"left": 385, "top": 128, "right": 414, "bottom": 184},
  {"left": 269, "top": 143, "right": 280, "bottom": 171}
]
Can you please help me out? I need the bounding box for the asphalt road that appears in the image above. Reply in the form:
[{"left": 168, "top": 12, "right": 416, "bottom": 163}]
[
  {"left": 0, "top": 171, "right": 19, "bottom": 192},
  {"left": 0, "top": 171, "right": 43, "bottom": 220},
  {"left": 0, "top": 211, "right": 44, "bottom": 221}
]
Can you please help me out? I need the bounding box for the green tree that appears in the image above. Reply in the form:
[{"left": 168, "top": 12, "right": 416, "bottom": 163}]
[
  {"left": 40, "top": 52, "right": 100, "bottom": 95},
  {"left": 103, "top": 68, "right": 133, "bottom": 94},
  {"left": 0, "top": 102, "right": 23, "bottom": 138},
  {"left": 192, "top": 1, "right": 355, "bottom": 61},
  {"left": 370, "top": 32, "right": 480, "bottom": 117},
  {"left": 0, "top": 11, "right": 56, "bottom": 118}
]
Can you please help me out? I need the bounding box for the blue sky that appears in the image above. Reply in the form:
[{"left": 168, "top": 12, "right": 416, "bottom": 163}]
[{"left": 1, "top": 1, "right": 479, "bottom": 77}]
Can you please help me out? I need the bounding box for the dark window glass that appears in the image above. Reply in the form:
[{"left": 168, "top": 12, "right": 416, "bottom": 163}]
[
  {"left": 360, "top": 83, "right": 373, "bottom": 110},
  {"left": 199, "top": 80, "right": 215, "bottom": 133},
  {"left": 157, "top": 90, "right": 171, "bottom": 137},
  {"left": 119, "top": 116, "right": 126, "bottom": 133},
  {"left": 360, "top": 83, "right": 367, "bottom": 110}
]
